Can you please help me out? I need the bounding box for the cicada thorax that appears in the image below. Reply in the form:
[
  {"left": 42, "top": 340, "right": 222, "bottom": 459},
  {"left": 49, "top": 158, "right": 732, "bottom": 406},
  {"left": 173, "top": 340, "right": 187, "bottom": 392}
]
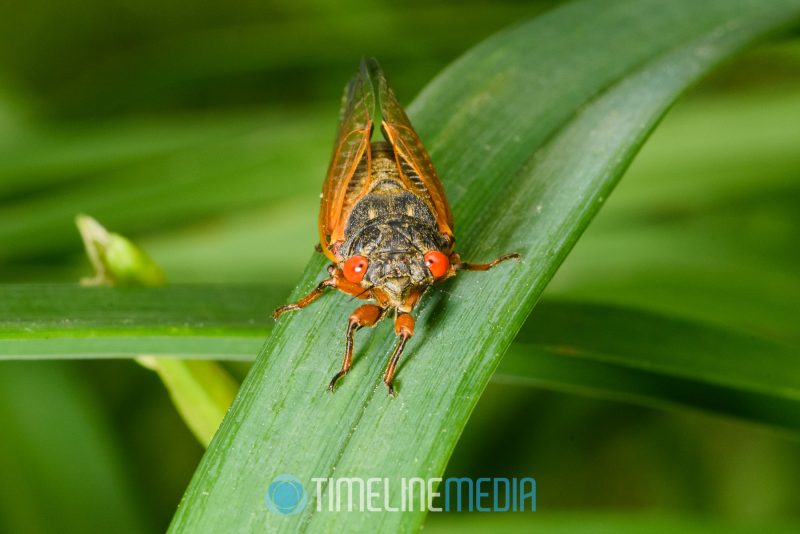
[{"left": 333, "top": 141, "right": 452, "bottom": 307}]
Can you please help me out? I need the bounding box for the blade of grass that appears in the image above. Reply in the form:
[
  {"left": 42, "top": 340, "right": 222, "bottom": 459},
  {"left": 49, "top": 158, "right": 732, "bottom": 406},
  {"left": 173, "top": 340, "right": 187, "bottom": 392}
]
[
  {"left": 166, "top": 1, "right": 800, "bottom": 533},
  {"left": 587, "top": 88, "right": 800, "bottom": 227},
  {"left": 547, "top": 88, "right": 800, "bottom": 342},
  {"left": 4, "top": 284, "right": 799, "bottom": 434},
  {"left": 0, "top": 111, "right": 274, "bottom": 199},
  {"left": 549, "top": 217, "right": 800, "bottom": 343},
  {"left": 497, "top": 300, "right": 800, "bottom": 435},
  {"left": 137, "top": 356, "right": 240, "bottom": 447},
  {"left": 75, "top": 215, "right": 239, "bottom": 447},
  {"left": 0, "top": 284, "right": 275, "bottom": 359},
  {"left": 0, "top": 110, "right": 330, "bottom": 261}
]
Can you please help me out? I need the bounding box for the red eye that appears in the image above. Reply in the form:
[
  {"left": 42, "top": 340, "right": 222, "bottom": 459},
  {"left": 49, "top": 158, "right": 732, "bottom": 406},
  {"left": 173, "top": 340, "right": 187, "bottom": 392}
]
[
  {"left": 424, "top": 251, "right": 450, "bottom": 279},
  {"left": 343, "top": 255, "right": 369, "bottom": 283}
]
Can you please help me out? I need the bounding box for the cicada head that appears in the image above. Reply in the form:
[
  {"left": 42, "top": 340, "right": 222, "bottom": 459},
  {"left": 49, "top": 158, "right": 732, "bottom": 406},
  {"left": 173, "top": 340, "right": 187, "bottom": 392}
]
[
  {"left": 341, "top": 247, "right": 453, "bottom": 306},
  {"left": 367, "top": 250, "right": 431, "bottom": 301}
]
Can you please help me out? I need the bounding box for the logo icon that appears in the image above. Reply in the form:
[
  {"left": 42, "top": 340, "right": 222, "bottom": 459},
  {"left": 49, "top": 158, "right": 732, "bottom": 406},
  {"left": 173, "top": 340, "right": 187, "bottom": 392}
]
[{"left": 265, "top": 474, "right": 308, "bottom": 515}]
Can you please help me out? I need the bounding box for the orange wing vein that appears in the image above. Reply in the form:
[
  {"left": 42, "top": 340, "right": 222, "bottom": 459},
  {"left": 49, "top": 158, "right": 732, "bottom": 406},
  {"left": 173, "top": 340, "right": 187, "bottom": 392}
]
[
  {"left": 369, "top": 58, "right": 454, "bottom": 239},
  {"left": 318, "top": 61, "right": 375, "bottom": 261}
]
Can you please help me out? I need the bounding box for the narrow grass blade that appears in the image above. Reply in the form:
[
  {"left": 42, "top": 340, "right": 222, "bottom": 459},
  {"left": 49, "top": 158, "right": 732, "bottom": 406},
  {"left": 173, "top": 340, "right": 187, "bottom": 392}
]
[
  {"left": 3, "top": 284, "right": 798, "bottom": 436},
  {"left": 498, "top": 301, "right": 800, "bottom": 435},
  {"left": 0, "top": 285, "right": 275, "bottom": 359}
]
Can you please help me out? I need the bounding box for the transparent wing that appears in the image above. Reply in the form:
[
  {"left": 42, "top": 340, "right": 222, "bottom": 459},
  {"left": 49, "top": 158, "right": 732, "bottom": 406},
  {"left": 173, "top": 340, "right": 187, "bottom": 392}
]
[
  {"left": 370, "top": 58, "right": 454, "bottom": 238},
  {"left": 318, "top": 62, "right": 376, "bottom": 259}
]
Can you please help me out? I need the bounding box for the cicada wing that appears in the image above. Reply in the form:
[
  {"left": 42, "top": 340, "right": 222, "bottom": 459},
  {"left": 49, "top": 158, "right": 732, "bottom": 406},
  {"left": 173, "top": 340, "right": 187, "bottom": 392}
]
[
  {"left": 369, "top": 59, "right": 454, "bottom": 239},
  {"left": 318, "top": 62, "right": 376, "bottom": 260}
]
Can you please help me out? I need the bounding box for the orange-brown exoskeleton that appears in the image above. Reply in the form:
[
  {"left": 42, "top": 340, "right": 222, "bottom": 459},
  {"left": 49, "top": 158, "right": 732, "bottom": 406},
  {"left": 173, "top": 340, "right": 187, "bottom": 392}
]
[{"left": 273, "top": 58, "right": 518, "bottom": 395}]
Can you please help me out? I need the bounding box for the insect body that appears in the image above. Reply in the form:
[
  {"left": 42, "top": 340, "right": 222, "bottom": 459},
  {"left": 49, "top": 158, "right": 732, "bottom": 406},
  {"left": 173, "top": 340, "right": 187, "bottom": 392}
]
[{"left": 273, "top": 58, "right": 518, "bottom": 395}]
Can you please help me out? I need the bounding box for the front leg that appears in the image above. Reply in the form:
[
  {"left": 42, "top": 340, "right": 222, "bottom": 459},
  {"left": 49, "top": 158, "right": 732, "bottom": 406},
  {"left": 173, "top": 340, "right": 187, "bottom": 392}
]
[
  {"left": 328, "top": 304, "right": 385, "bottom": 391},
  {"left": 272, "top": 265, "right": 369, "bottom": 319},
  {"left": 272, "top": 276, "right": 335, "bottom": 319},
  {"left": 383, "top": 313, "right": 415, "bottom": 396},
  {"left": 453, "top": 252, "right": 520, "bottom": 272}
]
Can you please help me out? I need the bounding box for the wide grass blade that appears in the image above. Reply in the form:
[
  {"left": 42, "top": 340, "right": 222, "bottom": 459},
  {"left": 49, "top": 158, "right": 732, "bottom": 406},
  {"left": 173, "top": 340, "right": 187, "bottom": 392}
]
[{"left": 165, "top": 1, "right": 800, "bottom": 532}]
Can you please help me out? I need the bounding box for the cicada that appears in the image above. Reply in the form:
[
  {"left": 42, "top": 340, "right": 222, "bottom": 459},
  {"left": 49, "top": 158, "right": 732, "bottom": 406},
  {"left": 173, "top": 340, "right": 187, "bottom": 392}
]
[{"left": 273, "top": 58, "right": 518, "bottom": 395}]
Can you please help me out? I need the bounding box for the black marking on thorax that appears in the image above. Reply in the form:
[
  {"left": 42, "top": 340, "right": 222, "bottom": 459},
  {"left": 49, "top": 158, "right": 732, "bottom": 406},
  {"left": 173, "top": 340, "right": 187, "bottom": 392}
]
[{"left": 341, "top": 142, "right": 447, "bottom": 257}]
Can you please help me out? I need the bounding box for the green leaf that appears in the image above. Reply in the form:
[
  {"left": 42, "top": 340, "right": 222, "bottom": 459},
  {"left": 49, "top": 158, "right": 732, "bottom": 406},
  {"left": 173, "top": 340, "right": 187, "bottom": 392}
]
[
  {"left": 165, "top": 1, "right": 800, "bottom": 532},
  {"left": 76, "top": 214, "right": 166, "bottom": 287},
  {"left": 0, "top": 110, "right": 330, "bottom": 262},
  {"left": 0, "top": 285, "right": 274, "bottom": 358},
  {"left": 137, "top": 356, "right": 240, "bottom": 447},
  {"left": 547, "top": 88, "right": 800, "bottom": 343},
  {"left": 74, "top": 215, "right": 239, "bottom": 446},
  {"left": 497, "top": 300, "right": 800, "bottom": 435},
  {"left": 3, "top": 284, "right": 799, "bottom": 434}
]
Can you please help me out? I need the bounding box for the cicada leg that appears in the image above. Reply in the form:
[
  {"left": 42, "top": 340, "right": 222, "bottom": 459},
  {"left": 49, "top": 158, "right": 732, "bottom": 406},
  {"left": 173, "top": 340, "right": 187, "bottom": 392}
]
[
  {"left": 272, "top": 265, "right": 368, "bottom": 319},
  {"left": 383, "top": 313, "right": 415, "bottom": 396},
  {"left": 453, "top": 252, "right": 520, "bottom": 272},
  {"left": 272, "top": 277, "right": 335, "bottom": 319},
  {"left": 328, "top": 304, "right": 385, "bottom": 391}
]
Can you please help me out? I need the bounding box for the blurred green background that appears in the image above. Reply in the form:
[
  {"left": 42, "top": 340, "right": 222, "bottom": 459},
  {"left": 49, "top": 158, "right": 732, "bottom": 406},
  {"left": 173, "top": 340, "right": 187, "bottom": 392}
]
[{"left": 1, "top": 0, "right": 799, "bottom": 532}]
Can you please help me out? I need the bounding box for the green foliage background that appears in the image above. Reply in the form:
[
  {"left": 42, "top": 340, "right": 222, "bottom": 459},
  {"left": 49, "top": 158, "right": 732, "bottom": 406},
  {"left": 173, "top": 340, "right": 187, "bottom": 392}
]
[{"left": 0, "top": 1, "right": 799, "bottom": 532}]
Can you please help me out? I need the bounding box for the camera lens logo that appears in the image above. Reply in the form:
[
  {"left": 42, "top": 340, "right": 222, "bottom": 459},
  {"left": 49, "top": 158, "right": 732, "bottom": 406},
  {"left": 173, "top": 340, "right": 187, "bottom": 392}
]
[{"left": 265, "top": 474, "right": 308, "bottom": 515}]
